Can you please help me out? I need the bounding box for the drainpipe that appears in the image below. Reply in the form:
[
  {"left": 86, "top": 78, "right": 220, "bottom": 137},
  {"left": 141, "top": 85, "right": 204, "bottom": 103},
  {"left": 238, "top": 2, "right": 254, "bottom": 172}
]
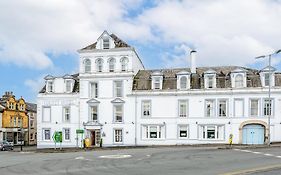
[{"left": 134, "top": 95, "right": 137, "bottom": 146}]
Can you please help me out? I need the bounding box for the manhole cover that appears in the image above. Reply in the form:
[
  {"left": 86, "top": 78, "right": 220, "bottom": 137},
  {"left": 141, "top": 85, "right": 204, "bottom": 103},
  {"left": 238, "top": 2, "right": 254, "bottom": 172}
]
[{"left": 99, "top": 155, "right": 132, "bottom": 159}]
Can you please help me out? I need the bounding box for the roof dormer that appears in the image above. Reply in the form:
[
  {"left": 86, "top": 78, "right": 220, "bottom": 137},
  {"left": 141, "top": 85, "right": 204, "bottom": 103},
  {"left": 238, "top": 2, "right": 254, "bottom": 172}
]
[
  {"left": 204, "top": 69, "right": 216, "bottom": 89},
  {"left": 96, "top": 31, "right": 115, "bottom": 50},
  {"left": 231, "top": 68, "right": 247, "bottom": 88},
  {"left": 63, "top": 74, "right": 75, "bottom": 93},
  {"left": 176, "top": 71, "right": 191, "bottom": 90},
  {"left": 151, "top": 71, "right": 163, "bottom": 90},
  {"left": 260, "top": 66, "right": 276, "bottom": 87}
]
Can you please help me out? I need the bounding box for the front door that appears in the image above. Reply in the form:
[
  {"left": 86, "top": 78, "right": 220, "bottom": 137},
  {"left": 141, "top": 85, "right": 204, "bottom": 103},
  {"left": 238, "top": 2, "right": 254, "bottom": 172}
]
[{"left": 91, "top": 131, "right": 95, "bottom": 146}]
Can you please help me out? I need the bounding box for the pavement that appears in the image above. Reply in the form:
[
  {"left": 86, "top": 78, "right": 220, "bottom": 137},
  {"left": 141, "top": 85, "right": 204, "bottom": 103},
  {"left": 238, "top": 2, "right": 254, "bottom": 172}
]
[{"left": 1, "top": 145, "right": 281, "bottom": 175}]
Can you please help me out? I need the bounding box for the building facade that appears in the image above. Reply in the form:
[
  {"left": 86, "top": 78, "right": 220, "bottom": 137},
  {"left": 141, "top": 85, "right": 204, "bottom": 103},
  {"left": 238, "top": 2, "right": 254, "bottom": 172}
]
[
  {"left": 26, "top": 102, "right": 37, "bottom": 145},
  {"left": 0, "top": 92, "right": 29, "bottom": 145},
  {"left": 37, "top": 31, "right": 281, "bottom": 148}
]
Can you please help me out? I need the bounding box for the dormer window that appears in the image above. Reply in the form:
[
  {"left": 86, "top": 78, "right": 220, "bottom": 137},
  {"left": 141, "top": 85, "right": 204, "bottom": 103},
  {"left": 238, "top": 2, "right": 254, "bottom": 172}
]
[
  {"left": 176, "top": 71, "right": 190, "bottom": 90},
  {"left": 9, "top": 102, "right": 14, "bottom": 110},
  {"left": 84, "top": 59, "right": 91, "bottom": 73},
  {"left": 120, "top": 57, "right": 128, "bottom": 72},
  {"left": 151, "top": 71, "right": 163, "bottom": 90},
  {"left": 264, "top": 73, "right": 270, "bottom": 86},
  {"left": 234, "top": 74, "right": 243, "bottom": 88},
  {"left": 65, "top": 80, "right": 72, "bottom": 93},
  {"left": 260, "top": 66, "right": 275, "bottom": 87},
  {"left": 96, "top": 58, "right": 104, "bottom": 72},
  {"left": 103, "top": 38, "right": 110, "bottom": 49},
  {"left": 108, "top": 58, "right": 115, "bottom": 72},
  {"left": 204, "top": 70, "right": 216, "bottom": 89},
  {"left": 180, "top": 77, "right": 187, "bottom": 89},
  {"left": 47, "top": 81, "right": 53, "bottom": 93}
]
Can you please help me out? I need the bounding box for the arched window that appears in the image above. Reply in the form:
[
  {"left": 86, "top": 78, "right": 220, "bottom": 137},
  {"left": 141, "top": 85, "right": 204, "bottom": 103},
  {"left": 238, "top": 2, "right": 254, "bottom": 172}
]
[
  {"left": 84, "top": 59, "right": 91, "bottom": 73},
  {"left": 180, "top": 76, "right": 187, "bottom": 89},
  {"left": 235, "top": 74, "right": 243, "bottom": 88},
  {"left": 108, "top": 58, "right": 116, "bottom": 72},
  {"left": 120, "top": 57, "right": 128, "bottom": 72},
  {"left": 96, "top": 58, "right": 103, "bottom": 72}
]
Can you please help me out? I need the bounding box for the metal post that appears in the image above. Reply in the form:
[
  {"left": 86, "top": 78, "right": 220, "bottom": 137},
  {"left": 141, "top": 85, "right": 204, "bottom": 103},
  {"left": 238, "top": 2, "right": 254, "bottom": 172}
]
[{"left": 268, "top": 55, "right": 271, "bottom": 146}]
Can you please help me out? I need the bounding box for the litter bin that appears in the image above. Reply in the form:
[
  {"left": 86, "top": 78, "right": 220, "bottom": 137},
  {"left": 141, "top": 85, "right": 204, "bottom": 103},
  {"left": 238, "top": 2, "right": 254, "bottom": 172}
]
[{"left": 84, "top": 138, "right": 91, "bottom": 148}]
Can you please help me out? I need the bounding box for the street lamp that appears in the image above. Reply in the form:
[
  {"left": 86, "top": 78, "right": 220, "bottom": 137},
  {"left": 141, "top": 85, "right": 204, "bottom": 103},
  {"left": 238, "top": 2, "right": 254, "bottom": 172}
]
[{"left": 255, "top": 49, "right": 281, "bottom": 146}]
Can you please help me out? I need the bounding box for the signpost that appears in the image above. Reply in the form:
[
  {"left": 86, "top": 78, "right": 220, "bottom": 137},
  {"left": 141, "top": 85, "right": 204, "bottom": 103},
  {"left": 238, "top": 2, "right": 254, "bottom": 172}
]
[
  {"left": 52, "top": 131, "right": 62, "bottom": 150},
  {"left": 76, "top": 129, "right": 84, "bottom": 148}
]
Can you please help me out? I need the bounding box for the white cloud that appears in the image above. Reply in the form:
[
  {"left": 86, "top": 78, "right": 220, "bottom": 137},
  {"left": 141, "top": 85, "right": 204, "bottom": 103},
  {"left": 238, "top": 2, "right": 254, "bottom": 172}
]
[
  {"left": 0, "top": 0, "right": 280, "bottom": 69},
  {"left": 24, "top": 76, "right": 45, "bottom": 93}
]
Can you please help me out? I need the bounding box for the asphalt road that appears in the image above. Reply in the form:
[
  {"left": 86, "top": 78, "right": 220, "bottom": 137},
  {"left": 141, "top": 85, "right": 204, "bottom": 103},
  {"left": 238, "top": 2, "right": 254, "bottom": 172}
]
[{"left": 1, "top": 146, "right": 281, "bottom": 175}]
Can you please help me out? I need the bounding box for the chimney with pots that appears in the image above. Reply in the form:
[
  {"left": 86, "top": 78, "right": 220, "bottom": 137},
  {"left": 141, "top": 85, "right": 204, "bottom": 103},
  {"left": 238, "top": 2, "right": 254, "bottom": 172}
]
[{"left": 190, "top": 50, "right": 197, "bottom": 74}]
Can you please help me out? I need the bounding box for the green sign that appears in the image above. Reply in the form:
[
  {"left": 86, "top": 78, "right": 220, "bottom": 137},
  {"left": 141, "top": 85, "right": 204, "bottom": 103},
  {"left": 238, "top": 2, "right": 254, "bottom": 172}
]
[
  {"left": 53, "top": 131, "right": 62, "bottom": 143},
  {"left": 76, "top": 129, "right": 84, "bottom": 134}
]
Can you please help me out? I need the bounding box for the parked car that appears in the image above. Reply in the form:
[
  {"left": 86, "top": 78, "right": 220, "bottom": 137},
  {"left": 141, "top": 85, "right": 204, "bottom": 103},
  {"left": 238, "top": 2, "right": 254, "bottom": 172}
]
[{"left": 0, "top": 141, "right": 14, "bottom": 151}]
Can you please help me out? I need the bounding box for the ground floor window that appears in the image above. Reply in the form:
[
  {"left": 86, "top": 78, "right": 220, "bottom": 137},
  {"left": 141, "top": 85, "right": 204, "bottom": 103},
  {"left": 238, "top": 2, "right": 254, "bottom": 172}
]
[
  {"left": 43, "top": 129, "right": 51, "bottom": 141},
  {"left": 142, "top": 125, "right": 165, "bottom": 139},
  {"left": 64, "top": 128, "right": 70, "bottom": 141},
  {"left": 114, "top": 129, "right": 123, "bottom": 143},
  {"left": 178, "top": 125, "right": 188, "bottom": 138},
  {"left": 199, "top": 125, "right": 224, "bottom": 140}
]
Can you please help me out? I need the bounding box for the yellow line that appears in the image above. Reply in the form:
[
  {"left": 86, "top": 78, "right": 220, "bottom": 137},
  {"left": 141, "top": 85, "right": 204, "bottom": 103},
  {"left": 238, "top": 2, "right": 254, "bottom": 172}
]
[{"left": 220, "top": 164, "right": 281, "bottom": 175}]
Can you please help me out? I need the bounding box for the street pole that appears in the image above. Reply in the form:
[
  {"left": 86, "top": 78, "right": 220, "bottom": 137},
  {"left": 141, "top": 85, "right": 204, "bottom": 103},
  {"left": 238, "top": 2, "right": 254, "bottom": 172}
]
[
  {"left": 255, "top": 49, "right": 281, "bottom": 146},
  {"left": 268, "top": 55, "right": 271, "bottom": 146}
]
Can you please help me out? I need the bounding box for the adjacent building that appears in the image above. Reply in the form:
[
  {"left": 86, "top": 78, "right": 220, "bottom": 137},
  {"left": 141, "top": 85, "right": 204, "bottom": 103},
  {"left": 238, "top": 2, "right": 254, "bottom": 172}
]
[
  {"left": 26, "top": 102, "right": 37, "bottom": 145},
  {"left": 37, "top": 31, "right": 281, "bottom": 148},
  {"left": 0, "top": 92, "right": 28, "bottom": 145}
]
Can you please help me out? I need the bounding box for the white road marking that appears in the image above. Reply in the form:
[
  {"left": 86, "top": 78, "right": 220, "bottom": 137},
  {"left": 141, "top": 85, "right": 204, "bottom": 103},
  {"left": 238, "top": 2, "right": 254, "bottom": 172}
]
[
  {"left": 275, "top": 156, "right": 281, "bottom": 158},
  {"left": 264, "top": 154, "right": 274, "bottom": 156},
  {"left": 75, "top": 156, "right": 91, "bottom": 161},
  {"left": 252, "top": 152, "right": 262, "bottom": 154},
  {"left": 233, "top": 148, "right": 280, "bottom": 159},
  {"left": 99, "top": 154, "right": 132, "bottom": 159}
]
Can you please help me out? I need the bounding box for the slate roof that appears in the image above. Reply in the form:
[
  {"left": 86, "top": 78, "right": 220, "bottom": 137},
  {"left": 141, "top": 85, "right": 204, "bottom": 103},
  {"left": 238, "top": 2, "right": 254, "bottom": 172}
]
[
  {"left": 133, "top": 66, "right": 281, "bottom": 90},
  {"left": 39, "top": 73, "right": 79, "bottom": 93},
  {"left": 26, "top": 102, "right": 37, "bottom": 112},
  {"left": 80, "top": 34, "right": 130, "bottom": 51}
]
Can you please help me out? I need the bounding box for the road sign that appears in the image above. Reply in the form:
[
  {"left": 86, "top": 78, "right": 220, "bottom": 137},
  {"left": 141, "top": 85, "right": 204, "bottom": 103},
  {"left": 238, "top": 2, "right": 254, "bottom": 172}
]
[
  {"left": 76, "top": 129, "right": 84, "bottom": 134},
  {"left": 53, "top": 131, "right": 62, "bottom": 143}
]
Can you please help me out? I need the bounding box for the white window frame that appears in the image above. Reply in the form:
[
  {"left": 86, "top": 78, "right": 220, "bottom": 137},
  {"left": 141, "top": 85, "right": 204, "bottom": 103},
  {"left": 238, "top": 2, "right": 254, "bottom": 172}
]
[
  {"left": 63, "top": 107, "right": 71, "bottom": 122},
  {"left": 84, "top": 59, "right": 91, "bottom": 73},
  {"left": 180, "top": 76, "right": 187, "bottom": 90},
  {"left": 199, "top": 125, "right": 224, "bottom": 140},
  {"left": 108, "top": 58, "right": 115, "bottom": 72},
  {"left": 89, "top": 105, "right": 98, "bottom": 122},
  {"left": 142, "top": 125, "right": 165, "bottom": 140},
  {"left": 249, "top": 99, "right": 260, "bottom": 117},
  {"left": 142, "top": 100, "right": 151, "bottom": 117},
  {"left": 234, "top": 74, "right": 244, "bottom": 88},
  {"left": 205, "top": 99, "right": 216, "bottom": 117},
  {"left": 96, "top": 58, "right": 103, "bottom": 72},
  {"left": 43, "top": 128, "right": 51, "bottom": 141},
  {"left": 120, "top": 57, "right": 128, "bottom": 72},
  {"left": 178, "top": 125, "right": 189, "bottom": 139},
  {"left": 113, "top": 104, "right": 123, "bottom": 123},
  {"left": 218, "top": 99, "right": 228, "bottom": 117},
  {"left": 178, "top": 100, "right": 188, "bottom": 118},
  {"left": 114, "top": 81, "right": 123, "bottom": 97},
  {"left": 63, "top": 128, "right": 70, "bottom": 141},
  {"left": 65, "top": 80, "right": 72, "bottom": 93},
  {"left": 263, "top": 98, "right": 273, "bottom": 117},
  {"left": 113, "top": 128, "right": 123, "bottom": 144},
  {"left": 47, "top": 81, "right": 54, "bottom": 93},
  {"left": 264, "top": 73, "right": 270, "bottom": 86},
  {"left": 90, "top": 82, "right": 98, "bottom": 98},
  {"left": 103, "top": 38, "right": 110, "bottom": 49},
  {"left": 204, "top": 74, "right": 216, "bottom": 89}
]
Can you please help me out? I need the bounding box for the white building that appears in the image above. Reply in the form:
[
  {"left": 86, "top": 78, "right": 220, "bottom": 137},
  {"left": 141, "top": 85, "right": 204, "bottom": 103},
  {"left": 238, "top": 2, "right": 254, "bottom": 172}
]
[{"left": 37, "top": 31, "right": 281, "bottom": 148}]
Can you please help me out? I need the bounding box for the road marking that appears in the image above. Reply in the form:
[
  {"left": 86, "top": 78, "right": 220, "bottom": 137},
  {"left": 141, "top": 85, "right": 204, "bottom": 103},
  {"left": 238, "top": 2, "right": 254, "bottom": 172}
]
[
  {"left": 264, "top": 153, "right": 274, "bottom": 156},
  {"left": 252, "top": 152, "right": 262, "bottom": 154},
  {"left": 233, "top": 149, "right": 280, "bottom": 159},
  {"left": 99, "top": 154, "right": 132, "bottom": 159},
  {"left": 75, "top": 156, "right": 91, "bottom": 161},
  {"left": 221, "top": 164, "right": 281, "bottom": 175}
]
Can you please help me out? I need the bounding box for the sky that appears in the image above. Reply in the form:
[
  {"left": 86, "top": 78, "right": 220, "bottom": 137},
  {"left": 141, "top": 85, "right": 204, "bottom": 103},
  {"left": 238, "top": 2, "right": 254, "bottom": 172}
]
[{"left": 0, "top": 0, "right": 281, "bottom": 102}]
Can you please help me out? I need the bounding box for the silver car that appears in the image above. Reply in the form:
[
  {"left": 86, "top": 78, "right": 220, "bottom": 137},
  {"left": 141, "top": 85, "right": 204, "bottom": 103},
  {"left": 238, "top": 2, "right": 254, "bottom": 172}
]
[{"left": 0, "top": 141, "right": 14, "bottom": 151}]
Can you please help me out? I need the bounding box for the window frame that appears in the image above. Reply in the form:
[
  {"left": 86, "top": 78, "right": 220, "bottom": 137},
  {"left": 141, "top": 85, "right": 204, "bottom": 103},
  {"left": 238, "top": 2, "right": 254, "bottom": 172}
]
[
  {"left": 42, "top": 106, "right": 51, "bottom": 123},
  {"left": 263, "top": 98, "right": 274, "bottom": 117},
  {"left": 205, "top": 99, "right": 216, "bottom": 117},
  {"left": 90, "top": 82, "right": 98, "bottom": 98},
  {"left": 199, "top": 125, "right": 225, "bottom": 140},
  {"left": 96, "top": 58, "right": 104, "bottom": 72},
  {"left": 113, "top": 128, "right": 123, "bottom": 144},
  {"left": 178, "top": 100, "right": 188, "bottom": 118},
  {"left": 233, "top": 98, "right": 244, "bottom": 117},
  {"left": 142, "top": 125, "right": 165, "bottom": 140},
  {"left": 43, "top": 128, "right": 51, "bottom": 141},
  {"left": 84, "top": 59, "right": 91, "bottom": 73},
  {"left": 179, "top": 76, "right": 188, "bottom": 90},
  {"left": 178, "top": 125, "right": 189, "bottom": 139},
  {"left": 142, "top": 100, "right": 151, "bottom": 118},
  {"left": 89, "top": 105, "right": 98, "bottom": 122},
  {"left": 114, "top": 81, "right": 123, "bottom": 98},
  {"left": 108, "top": 58, "right": 115, "bottom": 72},
  {"left": 120, "top": 57, "right": 128, "bottom": 72},
  {"left": 63, "top": 106, "right": 71, "bottom": 122},
  {"left": 65, "top": 80, "right": 72, "bottom": 93},
  {"left": 63, "top": 128, "right": 71, "bottom": 141},
  {"left": 249, "top": 98, "right": 260, "bottom": 117},
  {"left": 234, "top": 74, "right": 244, "bottom": 88},
  {"left": 113, "top": 104, "right": 123, "bottom": 123},
  {"left": 218, "top": 99, "right": 228, "bottom": 117},
  {"left": 103, "top": 38, "right": 110, "bottom": 49}
]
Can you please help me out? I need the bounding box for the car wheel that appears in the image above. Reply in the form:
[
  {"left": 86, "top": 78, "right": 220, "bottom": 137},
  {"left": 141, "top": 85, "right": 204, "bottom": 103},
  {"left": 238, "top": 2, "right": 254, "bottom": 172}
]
[{"left": 1, "top": 148, "right": 5, "bottom": 151}]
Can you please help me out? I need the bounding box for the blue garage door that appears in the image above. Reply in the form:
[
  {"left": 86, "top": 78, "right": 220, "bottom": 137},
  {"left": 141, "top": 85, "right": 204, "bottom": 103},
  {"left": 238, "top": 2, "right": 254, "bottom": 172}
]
[{"left": 242, "top": 125, "right": 265, "bottom": 144}]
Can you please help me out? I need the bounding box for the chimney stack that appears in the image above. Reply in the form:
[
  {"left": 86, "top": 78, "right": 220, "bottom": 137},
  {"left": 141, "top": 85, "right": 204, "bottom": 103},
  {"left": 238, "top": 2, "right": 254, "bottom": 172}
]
[{"left": 190, "top": 50, "right": 197, "bottom": 74}]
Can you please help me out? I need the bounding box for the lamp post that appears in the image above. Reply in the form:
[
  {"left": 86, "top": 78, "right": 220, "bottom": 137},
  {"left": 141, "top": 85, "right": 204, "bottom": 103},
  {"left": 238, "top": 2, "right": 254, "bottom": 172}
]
[{"left": 255, "top": 49, "right": 281, "bottom": 146}]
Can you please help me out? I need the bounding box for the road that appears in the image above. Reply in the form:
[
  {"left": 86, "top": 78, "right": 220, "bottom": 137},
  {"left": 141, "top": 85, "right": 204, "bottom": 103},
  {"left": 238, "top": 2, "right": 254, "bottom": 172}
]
[{"left": 0, "top": 146, "right": 281, "bottom": 175}]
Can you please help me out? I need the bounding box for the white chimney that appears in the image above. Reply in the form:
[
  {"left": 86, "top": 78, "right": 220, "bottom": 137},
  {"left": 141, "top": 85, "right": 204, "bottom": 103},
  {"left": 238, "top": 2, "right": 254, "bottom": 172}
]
[{"left": 190, "top": 50, "right": 197, "bottom": 74}]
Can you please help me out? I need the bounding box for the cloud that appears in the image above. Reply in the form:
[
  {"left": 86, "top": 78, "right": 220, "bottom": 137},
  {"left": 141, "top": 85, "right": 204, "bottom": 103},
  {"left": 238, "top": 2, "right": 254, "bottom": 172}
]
[
  {"left": 24, "top": 76, "right": 45, "bottom": 93},
  {"left": 0, "top": 0, "right": 280, "bottom": 70}
]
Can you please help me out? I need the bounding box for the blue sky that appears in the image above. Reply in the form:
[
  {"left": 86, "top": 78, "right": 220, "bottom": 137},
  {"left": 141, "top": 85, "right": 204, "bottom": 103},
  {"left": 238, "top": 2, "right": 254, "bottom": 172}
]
[{"left": 0, "top": 0, "right": 281, "bottom": 102}]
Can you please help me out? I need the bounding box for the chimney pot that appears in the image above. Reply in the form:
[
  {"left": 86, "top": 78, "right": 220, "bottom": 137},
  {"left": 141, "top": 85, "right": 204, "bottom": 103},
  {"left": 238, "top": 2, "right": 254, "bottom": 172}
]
[{"left": 190, "top": 50, "right": 197, "bottom": 74}]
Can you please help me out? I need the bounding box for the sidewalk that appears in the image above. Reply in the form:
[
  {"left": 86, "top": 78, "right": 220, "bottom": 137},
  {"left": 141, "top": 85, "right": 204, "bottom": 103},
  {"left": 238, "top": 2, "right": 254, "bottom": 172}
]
[{"left": 11, "top": 143, "right": 281, "bottom": 153}]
